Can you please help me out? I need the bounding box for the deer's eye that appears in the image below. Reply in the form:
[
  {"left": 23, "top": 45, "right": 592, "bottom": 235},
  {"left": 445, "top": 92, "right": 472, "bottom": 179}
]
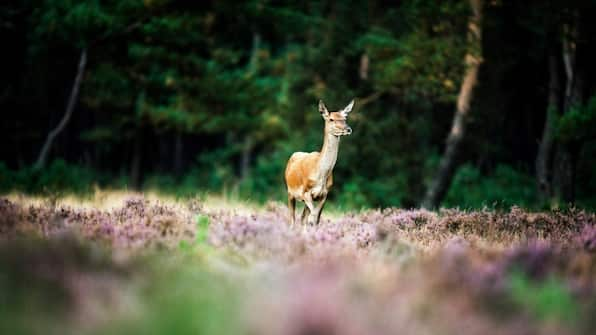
[{"left": 329, "top": 118, "right": 334, "bottom": 122}]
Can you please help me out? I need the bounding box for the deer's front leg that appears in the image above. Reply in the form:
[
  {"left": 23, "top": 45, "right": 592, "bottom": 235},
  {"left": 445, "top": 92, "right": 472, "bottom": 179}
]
[
  {"left": 303, "top": 193, "right": 317, "bottom": 225},
  {"left": 300, "top": 205, "right": 310, "bottom": 225},
  {"left": 313, "top": 194, "right": 328, "bottom": 225}
]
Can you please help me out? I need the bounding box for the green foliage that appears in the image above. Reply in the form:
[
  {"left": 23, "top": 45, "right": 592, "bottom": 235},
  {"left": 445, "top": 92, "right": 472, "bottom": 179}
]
[
  {"left": 336, "top": 175, "right": 408, "bottom": 209},
  {"left": 178, "top": 215, "right": 212, "bottom": 252},
  {"left": 195, "top": 215, "right": 210, "bottom": 244},
  {"left": 557, "top": 95, "right": 596, "bottom": 144},
  {"left": 576, "top": 141, "right": 596, "bottom": 209},
  {"left": 358, "top": 1, "right": 467, "bottom": 103},
  {"left": 32, "top": 0, "right": 113, "bottom": 48},
  {"left": 0, "top": 238, "right": 239, "bottom": 335},
  {"left": 109, "top": 261, "right": 238, "bottom": 335},
  {"left": 238, "top": 148, "right": 292, "bottom": 202},
  {"left": 37, "top": 160, "right": 96, "bottom": 194},
  {"left": 0, "top": 237, "right": 117, "bottom": 334},
  {"left": 508, "top": 270, "right": 579, "bottom": 325},
  {"left": 444, "top": 164, "right": 536, "bottom": 209},
  {"left": 0, "top": 160, "right": 99, "bottom": 195},
  {"left": 3, "top": 0, "right": 596, "bottom": 210}
]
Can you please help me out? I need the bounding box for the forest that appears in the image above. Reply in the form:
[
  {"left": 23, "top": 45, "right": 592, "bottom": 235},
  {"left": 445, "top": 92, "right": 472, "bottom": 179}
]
[
  {"left": 1, "top": 1, "right": 596, "bottom": 335},
  {"left": 2, "top": 0, "right": 595, "bottom": 209}
]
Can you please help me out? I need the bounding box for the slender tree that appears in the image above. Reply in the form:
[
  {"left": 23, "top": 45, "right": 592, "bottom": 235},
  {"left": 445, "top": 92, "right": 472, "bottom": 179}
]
[
  {"left": 422, "top": 0, "right": 483, "bottom": 208},
  {"left": 536, "top": 50, "right": 560, "bottom": 202},
  {"left": 553, "top": 16, "right": 584, "bottom": 203},
  {"left": 34, "top": 48, "right": 87, "bottom": 170}
]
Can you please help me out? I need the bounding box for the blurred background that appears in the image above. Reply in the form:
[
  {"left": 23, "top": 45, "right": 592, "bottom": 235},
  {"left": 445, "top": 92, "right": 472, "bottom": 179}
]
[{"left": 1, "top": 0, "right": 596, "bottom": 210}]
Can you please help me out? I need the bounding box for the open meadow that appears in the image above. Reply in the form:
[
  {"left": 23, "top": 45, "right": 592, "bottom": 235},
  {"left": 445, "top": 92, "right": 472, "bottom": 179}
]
[
  {"left": 1, "top": 191, "right": 595, "bottom": 335},
  {"left": 3, "top": 2, "right": 596, "bottom": 333}
]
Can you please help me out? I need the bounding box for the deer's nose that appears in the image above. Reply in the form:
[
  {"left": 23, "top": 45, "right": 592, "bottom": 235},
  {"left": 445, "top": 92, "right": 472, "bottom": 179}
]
[{"left": 346, "top": 127, "right": 352, "bottom": 134}]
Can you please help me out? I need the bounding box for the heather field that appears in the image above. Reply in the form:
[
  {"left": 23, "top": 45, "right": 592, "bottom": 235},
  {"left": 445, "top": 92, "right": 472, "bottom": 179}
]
[{"left": 1, "top": 192, "right": 596, "bottom": 335}]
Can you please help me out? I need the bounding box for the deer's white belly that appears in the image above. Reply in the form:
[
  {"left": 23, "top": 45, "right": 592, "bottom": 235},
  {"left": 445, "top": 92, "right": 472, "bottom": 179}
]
[{"left": 288, "top": 179, "right": 327, "bottom": 201}]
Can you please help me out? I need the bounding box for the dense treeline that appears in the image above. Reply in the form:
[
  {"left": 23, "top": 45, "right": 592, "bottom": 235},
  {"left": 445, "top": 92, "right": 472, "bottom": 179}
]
[{"left": 1, "top": 0, "right": 596, "bottom": 209}]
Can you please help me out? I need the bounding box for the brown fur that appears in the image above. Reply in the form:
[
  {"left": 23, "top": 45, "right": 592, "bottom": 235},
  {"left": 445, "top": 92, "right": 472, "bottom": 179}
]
[
  {"left": 285, "top": 152, "right": 334, "bottom": 200},
  {"left": 284, "top": 101, "right": 353, "bottom": 225}
]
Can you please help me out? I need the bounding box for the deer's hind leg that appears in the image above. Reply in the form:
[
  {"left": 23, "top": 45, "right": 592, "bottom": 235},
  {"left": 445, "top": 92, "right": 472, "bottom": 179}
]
[
  {"left": 288, "top": 195, "right": 296, "bottom": 226},
  {"left": 300, "top": 205, "right": 310, "bottom": 225}
]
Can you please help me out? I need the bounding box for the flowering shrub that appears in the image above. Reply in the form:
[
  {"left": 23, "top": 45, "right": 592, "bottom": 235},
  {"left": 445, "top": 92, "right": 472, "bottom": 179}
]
[{"left": 0, "top": 194, "right": 595, "bottom": 335}]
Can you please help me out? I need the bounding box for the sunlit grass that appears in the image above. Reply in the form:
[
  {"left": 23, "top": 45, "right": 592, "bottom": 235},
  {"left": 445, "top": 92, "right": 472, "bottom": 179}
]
[{"left": 4, "top": 189, "right": 265, "bottom": 213}]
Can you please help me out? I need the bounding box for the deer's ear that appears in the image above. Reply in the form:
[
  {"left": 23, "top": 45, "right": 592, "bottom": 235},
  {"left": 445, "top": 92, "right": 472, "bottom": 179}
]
[
  {"left": 340, "top": 99, "right": 354, "bottom": 117},
  {"left": 319, "top": 100, "right": 329, "bottom": 118}
]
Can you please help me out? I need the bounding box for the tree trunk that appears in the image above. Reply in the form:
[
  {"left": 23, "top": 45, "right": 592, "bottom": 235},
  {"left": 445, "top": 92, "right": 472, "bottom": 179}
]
[
  {"left": 248, "top": 32, "right": 261, "bottom": 75},
  {"left": 553, "top": 21, "right": 582, "bottom": 204},
  {"left": 359, "top": 53, "right": 369, "bottom": 80},
  {"left": 422, "top": 0, "right": 483, "bottom": 209},
  {"left": 34, "top": 48, "right": 87, "bottom": 169},
  {"left": 240, "top": 136, "right": 254, "bottom": 181},
  {"left": 237, "top": 30, "right": 260, "bottom": 181},
  {"left": 535, "top": 52, "right": 559, "bottom": 202},
  {"left": 553, "top": 145, "right": 574, "bottom": 203}
]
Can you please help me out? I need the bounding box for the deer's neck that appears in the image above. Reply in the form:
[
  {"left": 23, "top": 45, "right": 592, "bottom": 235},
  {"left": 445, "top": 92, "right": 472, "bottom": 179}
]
[{"left": 317, "top": 133, "right": 340, "bottom": 178}]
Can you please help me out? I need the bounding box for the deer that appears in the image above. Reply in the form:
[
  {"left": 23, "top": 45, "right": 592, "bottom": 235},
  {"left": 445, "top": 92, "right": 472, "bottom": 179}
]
[{"left": 284, "top": 99, "right": 354, "bottom": 226}]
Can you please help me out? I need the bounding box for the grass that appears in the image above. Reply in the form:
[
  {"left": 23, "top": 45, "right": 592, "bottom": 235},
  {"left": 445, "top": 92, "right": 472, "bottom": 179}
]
[{"left": 509, "top": 270, "right": 580, "bottom": 325}]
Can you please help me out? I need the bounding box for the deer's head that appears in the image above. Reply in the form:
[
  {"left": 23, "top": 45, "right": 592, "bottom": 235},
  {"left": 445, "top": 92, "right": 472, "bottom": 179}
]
[{"left": 319, "top": 99, "right": 354, "bottom": 137}]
